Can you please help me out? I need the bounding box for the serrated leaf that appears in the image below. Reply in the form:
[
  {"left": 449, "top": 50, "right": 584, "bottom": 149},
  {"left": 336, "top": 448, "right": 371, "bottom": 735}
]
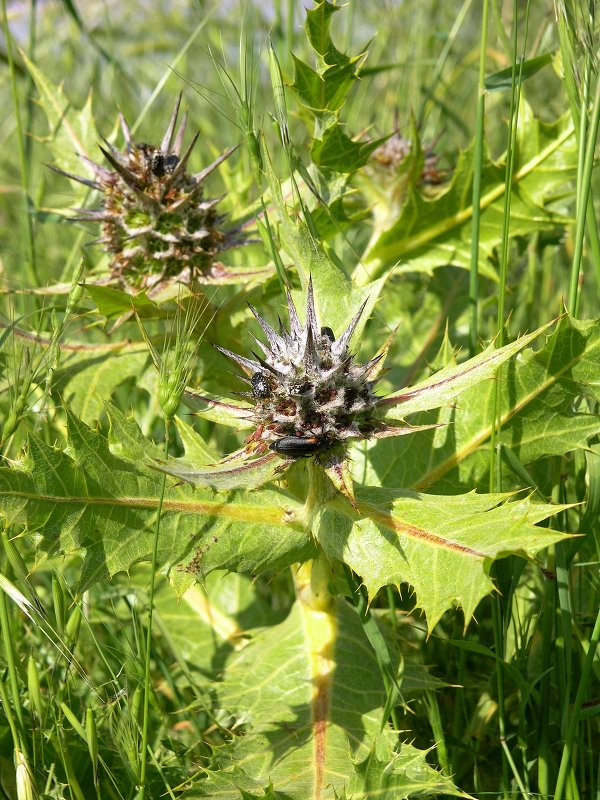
[
  {"left": 22, "top": 52, "right": 99, "bottom": 177},
  {"left": 157, "top": 450, "right": 287, "bottom": 491},
  {"left": 311, "top": 127, "right": 387, "bottom": 172},
  {"left": 363, "top": 315, "right": 600, "bottom": 492},
  {"left": 304, "top": 0, "right": 349, "bottom": 70},
  {"left": 217, "top": 597, "right": 455, "bottom": 798},
  {"left": 314, "top": 488, "right": 569, "bottom": 629},
  {"left": 344, "top": 737, "right": 465, "bottom": 799},
  {"left": 360, "top": 104, "right": 576, "bottom": 281},
  {"left": 84, "top": 284, "right": 162, "bottom": 320},
  {"left": 0, "top": 408, "right": 313, "bottom": 592},
  {"left": 292, "top": 54, "right": 357, "bottom": 114},
  {"left": 379, "top": 319, "right": 553, "bottom": 419},
  {"left": 181, "top": 769, "right": 281, "bottom": 799},
  {"left": 108, "top": 402, "right": 286, "bottom": 491},
  {"left": 290, "top": 0, "right": 371, "bottom": 179}
]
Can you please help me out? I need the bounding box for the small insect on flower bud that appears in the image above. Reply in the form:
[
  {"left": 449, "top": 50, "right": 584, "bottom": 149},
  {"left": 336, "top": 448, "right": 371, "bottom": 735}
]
[
  {"left": 164, "top": 154, "right": 180, "bottom": 174},
  {"left": 251, "top": 372, "right": 272, "bottom": 399},
  {"left": 150, "top": 150, "right": 166, "bottom": 177}
]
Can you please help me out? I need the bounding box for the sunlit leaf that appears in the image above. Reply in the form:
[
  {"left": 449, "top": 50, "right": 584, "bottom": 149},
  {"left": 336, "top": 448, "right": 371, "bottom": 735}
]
[
  {"left": 315, "top": 488, "right": 569, "bottom": 629},
  {"left": 0, "top": 407, "right": 313, "bottom": 592},
  {"left": 362, "top": 315, "right": 600, "bottom": 492},
  {"left": 216, "top": 596, "right": 460, "bottom": 798},
  {"left": 379, "top": 319, "right": 553, "bottom": 419}
]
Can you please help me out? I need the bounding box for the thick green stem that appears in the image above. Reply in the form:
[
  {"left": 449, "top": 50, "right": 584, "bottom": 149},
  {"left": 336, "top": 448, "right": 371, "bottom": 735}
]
[{"left": 294, "top": 554, "right": 334, "bottom": 612}]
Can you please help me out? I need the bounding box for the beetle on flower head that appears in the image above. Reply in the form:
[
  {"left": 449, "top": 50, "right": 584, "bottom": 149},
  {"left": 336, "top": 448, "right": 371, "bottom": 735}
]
[
  {"left": 214, "top": 277, "right": 424, "bottom": 481},
  {"left": 50, "top": 94, "right": 246, "bottom": 290}
]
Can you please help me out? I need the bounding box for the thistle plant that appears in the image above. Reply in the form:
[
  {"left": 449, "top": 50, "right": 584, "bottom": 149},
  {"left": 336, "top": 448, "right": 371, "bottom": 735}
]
[
  {"left": 53, "top": 95, "right": 246, "bottom": 290},
  {"left": 2, "top": 2, "right": 599, "bottom": 798},
  {"left": 210, "top": 277, "right": 435, "bottom": 501}
]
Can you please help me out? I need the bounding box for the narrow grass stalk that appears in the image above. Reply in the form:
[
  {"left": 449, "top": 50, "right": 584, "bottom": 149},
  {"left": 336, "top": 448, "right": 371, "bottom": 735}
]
[
  {"left": 555, "top": 4, "right": 600, "bottom": 295},
  {"left": 488, "top": 8, "right": 529, "bottom": 794},
  {"left": 491, "top": 593, "right": 510, "bottom": 799},
  {"left": 554, "top": 605, "right": 600, "bottom": 800},
  {"left": 136, "top": 420, "right": 169, "bottom": 800},
  {"left": 489, "top": 0, "right": 527, "bottom": 491},
  {"left": 424, "top": 690, "right": 450, "bottom": 776},
  {"left": 55, "top": 722, "right": 86, "bottom": 800},
  {"left": 1, "top": 0, "right": 38, "bottom": 288},
  {"left": 468, "top": 0, "right": 489, "bottom": 357},
  {"left": 568, "top": 70, "right": 600, "bottom": 314},
  {"left": 500, "top": 736, "right": 530, "bottom": 800},
  {"left": 0, "top": 575, "right": 27, "bottom": 742},
  {"left": 24, "top": 0, "right": 38, "bottom": 167},
  {"left": 556, "top": 538, "right": 574, "bottom": 742}
]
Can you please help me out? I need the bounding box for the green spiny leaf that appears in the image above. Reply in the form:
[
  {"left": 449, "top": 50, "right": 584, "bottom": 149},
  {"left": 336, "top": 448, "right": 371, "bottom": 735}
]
[
  {"left": 379, "top": 319, "right": 553, "bottom": 419},
  {"left": 22, "top": 51, "right": 100, "bottom": 177},
  {"left": 217, "top": 596, "right": 458, "bottom": 797},
  {"left": 314, "top": 487, "right": 570, "bottom": 629},
  {"left": 365, "top": 315, "right": 600, "bottom": 492},
  {"left": 0, "top": 407, "right": 313, "bottom": 592}
]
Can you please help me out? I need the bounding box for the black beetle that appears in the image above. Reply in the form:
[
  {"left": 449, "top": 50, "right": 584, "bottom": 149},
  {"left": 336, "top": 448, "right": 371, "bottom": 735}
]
[
  {"left": 150, "top": 151, "right": 166, "bottom": 177},
  {"left": 320, "top": 326, "right": 335, "bottom": 342},
  {"left": 269, "top": 435, "right": 322, "bottom": 459},
  {"left": 164, "top": 154, "right": 180, "bottom": 174},
  {"left": 251, "top": 372, "right": 272, "bottom": 399}
]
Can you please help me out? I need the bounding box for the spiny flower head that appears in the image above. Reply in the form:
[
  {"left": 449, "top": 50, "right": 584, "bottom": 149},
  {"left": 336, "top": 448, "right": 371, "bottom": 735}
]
[
  {"left": 217, "top": 278, "right": 384, "bottom": 461},
  {"left": 371, "top": 132, "right": 446, "bottom": 186},
  {"left": 54, "top": 95, "right": 245, "bottom": 289}
]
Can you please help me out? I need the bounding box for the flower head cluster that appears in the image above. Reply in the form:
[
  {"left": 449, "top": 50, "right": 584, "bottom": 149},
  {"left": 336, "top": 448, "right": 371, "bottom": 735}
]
[
  {"left": 55, "top": 96, "right": 245, "bottom": 289},
  {"left": 170, "top": 278, "right": 442, "bottom": 500},
  {"left": 218, "top": 279, "right": 384, "bottom": 461}
]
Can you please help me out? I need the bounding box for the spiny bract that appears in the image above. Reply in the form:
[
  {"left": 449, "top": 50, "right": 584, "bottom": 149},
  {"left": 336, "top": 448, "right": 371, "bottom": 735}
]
[
  {"left": 55, "top": 95, "right": 245, "bottom": 289},
  {"left": 216, "top": 278, "right": 385, "bottom": 460}
]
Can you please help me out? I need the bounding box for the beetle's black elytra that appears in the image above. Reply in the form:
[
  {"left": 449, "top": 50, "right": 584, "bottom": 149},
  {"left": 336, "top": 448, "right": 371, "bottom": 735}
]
[{"left": 269, "top": 435, "right": 322, "bottom": 459}]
